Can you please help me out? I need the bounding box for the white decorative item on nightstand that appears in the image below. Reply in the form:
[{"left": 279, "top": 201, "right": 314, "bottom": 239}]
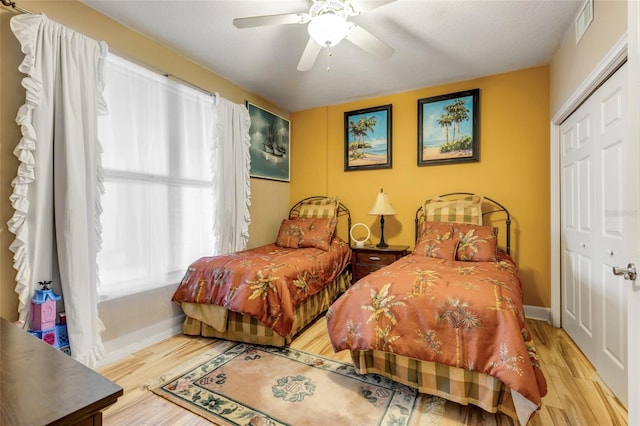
[{"left": 349, "top": 223, "right": 370, "bottom": 247}]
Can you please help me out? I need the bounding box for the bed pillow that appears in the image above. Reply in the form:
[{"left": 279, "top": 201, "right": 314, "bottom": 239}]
[
  {"left": 454, "top": 223, "right": 498, "bottom": 261},
  {"left": 423, "top": 194, "right": 484, "bottom": 225},
  {"left": 297, "top": 197, "right": 339, "bottom": 219},
  {"left": 299, "top": 217, "right": 338, "bottom": 251},
  {"left": 276, "top": 218, "right": 309, "bottom": 248},
  {"left": 413, "top": 222, "right": 458, "bottom": 260},
  {"left": 275, "top": 217, "right": 337, "bottom": 251},
  {"left": 416, "top": 221, "right": 455, "bottom": 239}
]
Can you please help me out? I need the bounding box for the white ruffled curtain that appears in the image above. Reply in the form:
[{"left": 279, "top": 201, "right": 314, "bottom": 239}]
[
  {"left": 212, "top": 98, "right": 252, "bottom": 254},
  {"left": 8, "top": 14, "right": 252, "bottom": 366},
  {"left": 8, "top": 14, "right": 107, "bottom": 366}
]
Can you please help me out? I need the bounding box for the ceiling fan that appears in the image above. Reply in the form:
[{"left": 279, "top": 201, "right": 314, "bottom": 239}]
[{"left": 233, "top": 0, "right": 396, "bottom": 71}]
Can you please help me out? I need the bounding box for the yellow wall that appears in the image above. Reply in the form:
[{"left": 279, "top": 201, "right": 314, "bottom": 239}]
[
  {"left": 291, "top": 66, "right": 551, "bottom": 307},
  {"left": 0, "top": 1, "right": 555, "bottom": 324},
  {"left": 0, "top": 2, "right": 289, "bottom": 327},
  {"left": 291, "top": 107, "right": 331, "bottom": 199}
]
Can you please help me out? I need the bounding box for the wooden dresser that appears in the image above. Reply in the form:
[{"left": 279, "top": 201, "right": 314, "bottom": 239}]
[
  {"left": 0, "top": 317, "right": 123, "bottom": 425},
  {"left": 351, "top": 245, "right": 409, "bottom": 282}
]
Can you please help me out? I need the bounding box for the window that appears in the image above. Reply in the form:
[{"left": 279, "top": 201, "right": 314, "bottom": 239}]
[{"left": 97, "top": 54, "right": 217, "bottom": 299}]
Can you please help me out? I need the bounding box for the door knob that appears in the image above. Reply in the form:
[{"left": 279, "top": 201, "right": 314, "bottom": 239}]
[{"left": 612, "top": 263, "right": 637, "bottom": 281}]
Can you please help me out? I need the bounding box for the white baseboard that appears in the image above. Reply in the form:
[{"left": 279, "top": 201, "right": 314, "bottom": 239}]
[
  {"left": 97, "top": 315, "right": 185, "bottom": 368},
  {"left": 524, "top": 305, "right": 551, "bottom": 323},
  {"left": 96, "top": 306, "right": 552, "bottom": 368}
]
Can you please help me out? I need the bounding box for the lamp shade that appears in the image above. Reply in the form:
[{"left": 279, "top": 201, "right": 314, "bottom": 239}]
[
  {"left": 368, "top": 189, "right": 396, "bottom": 216},
  {"left": 308, "top": 13, "right": 350, "bottom": 47}
]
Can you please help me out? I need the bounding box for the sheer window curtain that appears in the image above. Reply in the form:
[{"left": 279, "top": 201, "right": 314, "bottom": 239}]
[
  {"left": 96, "top": 54, "right": 251, "bottom": 297},
  {"left": 97, "top": 54, "right": 219, "bottom": 298},
  {"left": 8, "top": 14, "right": 108, "bottom": 367}
]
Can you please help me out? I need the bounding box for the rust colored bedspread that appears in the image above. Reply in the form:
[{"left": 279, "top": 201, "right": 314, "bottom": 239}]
[
  {"left": 326, "top": 250, "right": 547, "bottom": 418},
  {"left": 172, "top": 238, "right": 351, "bottom": 337}
]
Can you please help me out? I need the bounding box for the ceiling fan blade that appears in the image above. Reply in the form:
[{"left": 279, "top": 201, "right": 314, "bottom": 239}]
[
  {"left": 233, "top": 13, "right": 309, "bottom": 28},
  {"left": 297, "top": 38, "right": 322, "bottom": 71},
  {"left": 350, "top": 0, "right": 397, "bottom": 15},
  {"left": 345, "top": 24, "right": 394, "bottom": 58}
]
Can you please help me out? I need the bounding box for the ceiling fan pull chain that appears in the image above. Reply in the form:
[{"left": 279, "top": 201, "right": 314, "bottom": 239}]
[{"left": 326, "top": 49, "right": 333, "bottom": 72}]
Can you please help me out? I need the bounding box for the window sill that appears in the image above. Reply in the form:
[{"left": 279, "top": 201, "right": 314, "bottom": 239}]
[{"left": 98, "top": 273, "right": 183, "bottom": 302}]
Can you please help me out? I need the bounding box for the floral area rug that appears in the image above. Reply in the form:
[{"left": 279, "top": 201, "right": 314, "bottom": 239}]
[{"left": 149, "top": 342, "right": 445, "bottom": 425}]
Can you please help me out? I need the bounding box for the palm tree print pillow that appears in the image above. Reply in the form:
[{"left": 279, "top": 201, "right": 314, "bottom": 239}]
[
  {"left": 453, "top": 223, "right": 498, "bottom": 261},
  {"left": 275, "top": 217, "right": 338, "bottom": 251},
  {"left": 414, "top": 222, "right": 459, "bottom": 260}
]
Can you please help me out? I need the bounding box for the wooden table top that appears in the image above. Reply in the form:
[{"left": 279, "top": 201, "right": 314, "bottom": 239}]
[{"left": 0, "top": 317, "right": 123, "bottom": 425}]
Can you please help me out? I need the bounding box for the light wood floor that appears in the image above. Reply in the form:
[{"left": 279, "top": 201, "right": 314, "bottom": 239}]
[{"left": 98, "top": 317, "right": 628, "bottom": 425}]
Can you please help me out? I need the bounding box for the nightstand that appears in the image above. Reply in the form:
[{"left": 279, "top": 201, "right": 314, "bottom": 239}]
[{"left": 351, "top": 245, "right": 410, "bottom": 281}]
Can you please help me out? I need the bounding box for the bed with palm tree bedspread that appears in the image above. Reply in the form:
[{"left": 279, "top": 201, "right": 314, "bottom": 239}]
[
  {"left": 326, "top": 193, "right": 547, "bottom": 425},
  {"left": 172, "top": 196, "right": 352, "bottom": 346}
]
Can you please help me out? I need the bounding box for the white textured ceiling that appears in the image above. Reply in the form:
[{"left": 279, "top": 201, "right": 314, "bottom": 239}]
[{"left": 81, "top": 0, "right": 583, "bottom": 112}]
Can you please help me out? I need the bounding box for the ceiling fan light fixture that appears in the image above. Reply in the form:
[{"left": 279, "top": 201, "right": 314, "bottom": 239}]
[{"left": 308, "top": 13, "right": 350, "bottom": 47}]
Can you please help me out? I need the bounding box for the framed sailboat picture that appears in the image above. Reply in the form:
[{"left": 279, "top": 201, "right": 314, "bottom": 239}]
[{"left": 246, "top": 102, "right": 290, "bottom": 182}]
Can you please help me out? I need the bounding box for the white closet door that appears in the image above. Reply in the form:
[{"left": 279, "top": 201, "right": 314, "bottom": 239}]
[{"left": 560, "top": 63, "right": 627, "bottom": 406}]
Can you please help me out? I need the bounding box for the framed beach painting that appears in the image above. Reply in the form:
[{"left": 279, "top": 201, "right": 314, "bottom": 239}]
[
  {"left": 418, "top": 89, "right": 479, "bottom": 166},
  {"left": 344, "top": 104, "right": 392, "bottom": 171},
  {"left": 246, "top": 102, "right": 290, "bottom": 182}
]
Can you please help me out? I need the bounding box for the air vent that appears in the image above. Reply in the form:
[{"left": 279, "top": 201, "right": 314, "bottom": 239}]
[{"left": 575, "top": 0, "right": 593, "bottom": 44}]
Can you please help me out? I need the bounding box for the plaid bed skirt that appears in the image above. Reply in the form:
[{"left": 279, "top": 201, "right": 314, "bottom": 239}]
[
  {"left": 350, "top": 349, "right": 518, "bottom": 422},
  {"left": 181, "top": 268, "right": 351, "bottom": 346}
]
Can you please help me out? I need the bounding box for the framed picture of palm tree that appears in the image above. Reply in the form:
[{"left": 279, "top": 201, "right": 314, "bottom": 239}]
[
  {"left": 344, "top": 104, "right": 392, "bottom": 171},
  {"left": 418, "top": 89, "right": 479, "bottom": 166}
]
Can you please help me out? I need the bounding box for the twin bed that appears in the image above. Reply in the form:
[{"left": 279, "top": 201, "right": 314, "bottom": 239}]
[
  {"left": 171, "top": 193, "right": 547, "bottom": 425},
  {"left": 327, "top": 193, "right": 547, "bottom": 425},
  {"left": 172, "top": 196, "right": 352, "bottom": 346}
]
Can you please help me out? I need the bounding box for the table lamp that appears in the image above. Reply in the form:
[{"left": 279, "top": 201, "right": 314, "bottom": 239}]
[{"left": 368, "top": 188, "right": 396, "bottom": 248}]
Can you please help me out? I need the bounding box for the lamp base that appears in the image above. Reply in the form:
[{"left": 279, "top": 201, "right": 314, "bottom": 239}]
[{"left": 377, "top": 215, "right": 389, "bottom": 248}]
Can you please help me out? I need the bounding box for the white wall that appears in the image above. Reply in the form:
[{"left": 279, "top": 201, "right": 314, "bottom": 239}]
[{"left": 98, "top": 285, "right": 185, "bottom": 365}]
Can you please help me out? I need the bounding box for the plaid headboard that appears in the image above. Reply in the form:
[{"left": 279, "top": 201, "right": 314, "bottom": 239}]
[{"left": 289, "top": 196, "right": 352, "bottom": 245}]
